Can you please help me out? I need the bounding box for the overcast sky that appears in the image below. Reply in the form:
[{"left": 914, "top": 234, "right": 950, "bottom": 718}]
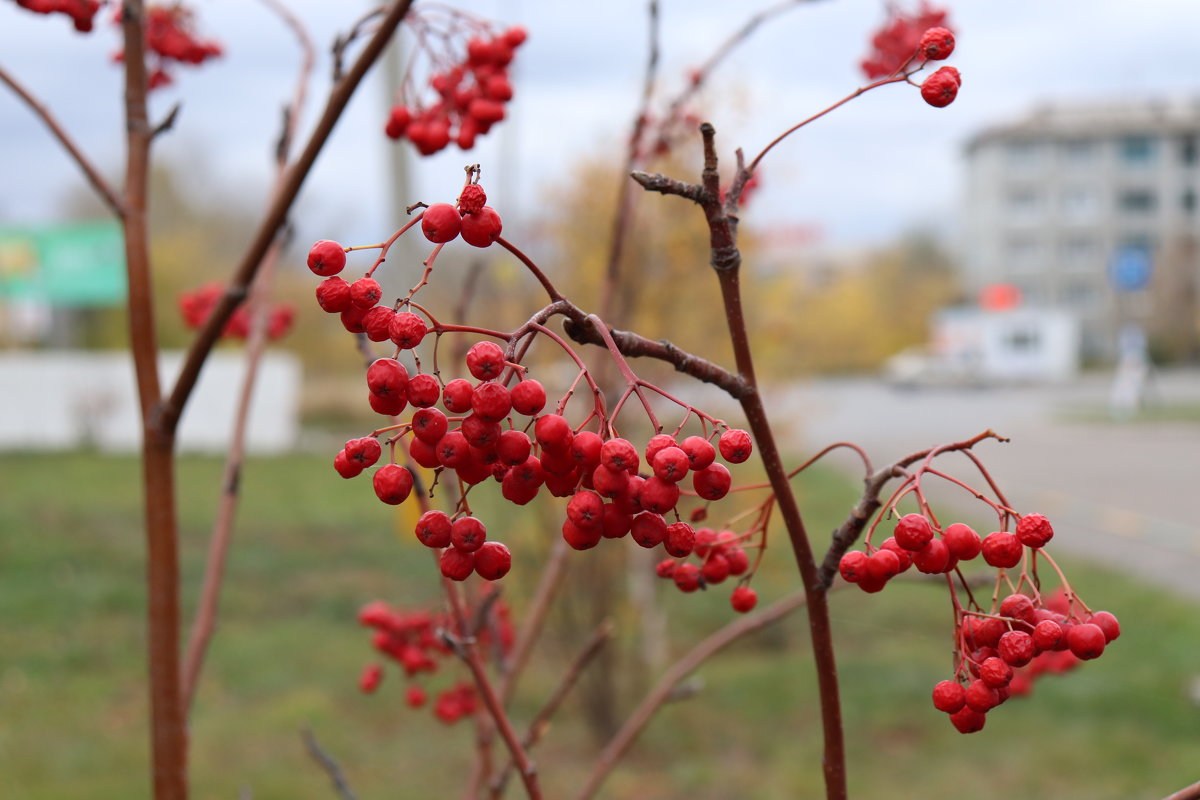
[{"left": 2, "top": 0, "right": 1198, "bottom": 255}]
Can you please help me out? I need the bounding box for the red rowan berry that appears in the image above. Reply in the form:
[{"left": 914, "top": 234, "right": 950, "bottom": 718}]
[
  {"left": 567, "top": 489, "right": 605, "bottom": 531},
  {"left": 406, "top": 373, "right": 441, "bottom": 407},
  {"left": 730, "top": 586, "right": 758, "bottom": 613},
  {"left": 373, "top": 464, "right": 414, "bottom": 505},
  {"left": 639, "top": 476, "right": 680, "bottom": 514},
  {"left": 412, "top": 407, "right": 449, "bottom": 444},
  {"left": 1032, "top": 619, "right": 1065, "bottom": 652},
  {"left": 409, "top": 436, "right": 441, "bottom": 469},
  {"left": 421, "top": 203, "right": 462, "bottom": 243},
  {"left": 692, "top": 462, "right": 732, "bottom": 501},
  {"left": 965, "top": 679, "right": 999, "bottom": 712},
  {"left": 613, "top": 475, "right": 645, "bottom": 514},
  {"left": 436, "top": 431, "right": 472, "bottom": 469},
  {"left": 931, "top": 680, "right": 966, "bottom": 713},
  {"left": 894, "top": 513, "right": 934, "bottom": 551},
  {"left": 591, "top": 463, "right": 629, "bottom": 498},
  {"left": 921, "top": 65, "right": 961, "bottom": 108},
  {"left": 497, "top": 429, "right": 532, "bottom": 465},
  {"left": 664, "top": 521, "right": 696, "bottom": 557},
  {"left": 316, "top": 276, "right": 352, "bottom": 313},
  {"left": 997, "top": 630, "right": 1036, "bottom": 667},
  {"left": 979, "top": 656, "right": 1013, "bottom": 689},
  {"left": 1016, "top": 513, "right": 1054, "bottom": 548},
  {"left": 679, "top": 435, "right": 717, "bottom": 470},
  {"left": 471, "top": 381, "right": 512, "bottom": 422},
  {"left": 442, "top": 378, "right": 474, "bottom": 413},
  {"left": 949, "top": 706, "right": 986, "bottom": 733},
  {"left": 368, "top": 391, "right": 406, "bottom": 417},
  {"left": 406, "top": 686, "right": 427, "bottom": 708},
  {"left": 474, "top": 541, "right": 511, "bottom": 580},
  {"left": 702, "top": 553, "right": 731, "bottom": 584},
  {"left": 340, "top": 305, "right": 369, "bottom": 333},
  {"left": 345, "top": 436, "right": 382, "bottom": 467},
  {"left": 630, "top": 512, "right": 668, "bottom": 548},
  {"left": 385, "top": 104, "right": 411, "bottom": 139},
  {"left": 570, "top": 431, "right": 604, "bottom": 470},
  {"left": 718, "top": 428, "right": 753, "bottom": 463},
  {"left": 389, "top": 311, "right": 427, "bottom": 349},
  {"left": 724, "top": 546, "right": 750, "bottom": 576},
  {"left": 652, "top": 446, "right": 690, "bottom": 483},
  {"left": 510, "top": 379, "right": 546, "bottom": 416},
  {"left": 866, "top": 549, "right": 901, "bottom": 582},
  {"left": 919, "top": 26, "right": 955, "bottom": 60},
  {"left": 359, "top": 663, "right": 384, "bottom": 694},
  {"left": 999, "top": 593, "right": 1037, "bottom": 627},
  {"left": 466, "top": 341, "right": 506, "bottom": 380},
  {"left": 503, "top": 26, "right": 528, "bottom": 48},
  {"left": 562, "top": 517, "right": 602, "bottom": 550},
  {"left": 367, "top": 358, "right": 409, "bottom": 398},
  {"left": 451, "top": 516, "right": 487, "bottom": 552},
  {"left": 350, "top": 277, "right": 382, "bottom": 309},
  {"left": 600, "top": 503, "right": 632, "bottom": 539},
  {"left": 1088, "top": 611, "right": 1121, "bottom": 643},
  {"left": 879, "top": 537, "right": 913, "bottom": 572},
  {"left": 1066, "top": 623, "right": 1107, "bottom": 660},
  {"left": 460, "top": 207, "right": 503, "bottom": 247},
  {"left": 964, "top": 615, "right": 1005, "bottom": 650},
  {"left": 334, "top": 449, "right": 363, "bottom": 479},
  {"left": 981, "top": 531, "right": 1022, "bottom": 568},
  {"left": 457, "top": 184, "right": 487, "bottom": 215},
  {"left": 415, "top": 510, "right": 453, "bottom": 548},
  {"left": 644, "top": 433, "right": 678, "bottom": 465},
  {"left": 440, "top": 547, "right": 475, "bottom": 581},
  {"left": 942, "top": 522, "right": 982, "bottom": 561},
  {"left": 655, "top": 558, "right": 677, "bottom": 579},
  {"left": 912, "top": 537, "right": 951, "bottom": 574},
  {"left": 364, "top": 306, "right": 396, "bottom": 342},
  {"left": 534, "top": 414, "right": 573, "bottom": 454},
  {"left": 839, "top": 550, "right": 869, "bottom": 583},
  {"left": 673, "top": 562, "right": 702, "bottom": 593},
  {"left": 600, "top": 437, "right": 640, "bottom": 474},
  {"left": 307, "top": 239, "right": 346, "bottom": 276}
]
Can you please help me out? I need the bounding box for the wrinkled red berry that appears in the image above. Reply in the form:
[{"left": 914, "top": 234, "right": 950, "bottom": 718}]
[
  {"left": 921, "top": 65, "right": 961, "bottom": 108},
  {"left": 718, "top": 429, "right": 753, "bottom": 463},
  {"left": 474, "top": 541, "right": 511, "bottom": 580},
  {"left": 919, "top": 26, "right": 955, "bottom": 60},
  {"left": 894, "top": 513, "right": 934, "bottom": 551},
  {"left": 1016, "top": 513, "right": 1054, "bottom": 548}
]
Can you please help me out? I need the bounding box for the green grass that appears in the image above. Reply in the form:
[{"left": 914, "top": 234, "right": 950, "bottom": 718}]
[{"left": 1, "top": 451, "right": 1197, "bottom": 799}]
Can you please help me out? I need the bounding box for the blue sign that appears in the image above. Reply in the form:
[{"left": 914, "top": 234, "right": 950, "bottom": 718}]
[{"left": 1109, "top": 244, "right": 1153, "bottom": 292}]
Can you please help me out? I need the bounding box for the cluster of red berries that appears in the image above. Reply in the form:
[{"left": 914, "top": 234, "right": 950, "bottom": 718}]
[
  {"left": 935, "top": 589, "right": 1120, "bottom": 734},
  {"left": 356, "top": 598, "right": 513, "bottom": 724},
  {"left": 12, "top": 0, "right": 101, "bottom": 32},
  {"left": 655, "top": 527, "right": 757, "bottom": 613},
  {"left": 177, "top": 283, "right": 294, "bottom": 341},
  {"left": 111, "top": 4, "right": 223, "bottom": 89},
  {"left": 385, "top": 25, "right": 527, "bottom": 154},
  {"left": 838, "top": 512, "right": 1056, "bottom": 593},
  {"left": 860, "top": 3, "right": 951, "bottom": 79}
]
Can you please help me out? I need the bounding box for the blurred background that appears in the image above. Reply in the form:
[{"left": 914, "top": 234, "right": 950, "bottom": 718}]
[{"left": 1, "top": 1, "right": 1198, "bottom": 798}]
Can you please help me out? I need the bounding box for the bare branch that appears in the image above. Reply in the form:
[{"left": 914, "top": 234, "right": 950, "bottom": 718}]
[{"left": 302, "top": 728, "right": 359, "bottom": 800}]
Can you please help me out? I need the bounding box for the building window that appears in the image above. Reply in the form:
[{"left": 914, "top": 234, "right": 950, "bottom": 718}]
[
  {"left": 1006, "top": 140, "right": 1040, "bottom": 168},
  {"left": 1062, "top": 280, "right": 1100, "bottom": 309},
  {"left": 1117, "top": 188, "right": 1157, "bottom": 214},
  {"left": 1183, "top": 189, "right": 1197, "bottom": 213},
  {"left": 1007, "top": 186, "right": 1041, "bottom": 220},
  {"left": 1119, "top": 135, "right": 1157, "bottom": 166},
  {"left": 1061, "top": 186, "right": 1098, "bottom": 220},
  {"left": 1005, "top": 325, "right": 1041, "bottom": 352},
  {"left": 1061, "top": 237, "right": 1098, "bottom": 270},
  {"left": 1182, "top": 135, "right": 1198, "bottom": 166},
  {"left": 1006, "top": 237, "right": 1042, "bottom": 272},
  {"left": 1061, "top": 138, "right": 1097, "bottom": 166}
]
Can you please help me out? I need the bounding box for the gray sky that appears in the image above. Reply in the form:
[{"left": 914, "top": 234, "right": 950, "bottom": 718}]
[{"left": 2, "top": 0, "right": 1197, "bottom": 254}]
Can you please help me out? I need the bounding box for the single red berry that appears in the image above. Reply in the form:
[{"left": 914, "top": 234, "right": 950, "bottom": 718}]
[
  {"left": 315, "top": 276, "right": 352, "bottom": 313},
  {"left": 389, "top": 311, "right": 427, "bottom": 349},
  {"left": 600, "top": 503, "right": 633, "bottom": 539},
  {"left": 592, "top": 463, "right": 629, "bottom": 498},
  {"left": 510, "top": 379, "right": 546, "bottom": 416},
  {"left": 921, "top": 65, "right": 961, "bottom": 108},
  {"left": 340, "top": 305, "right": 369, "bottom": 333},
  {"left": 1016, "top": 513, "right": 1054, "bottom": 548},
  {"left": 963, "top": 616, "right": 1006, "bottom": 650},
  {"left": 439, "top": 547, "right": 475, "bottom": 581},
  {"left": 368, "top": 390, "right": 406, "bottom": 417},
  {"left": 350, "top": 277, "right": 382, "bottom": 309},
  {"left": 497, "top": 429, "right": 532, "bottom": 465},
  {"left": 1000, "top": 593, "right": 1038, "bottom": 626},
  {"left": 630, "top": 512, "right": 667, "bottom": 548},
  {"left": 942, "top": 522, "right": 982, "bottom": 561},
  {"left": 1066, "top": 622, "right": 1107, "bottom": 660},
  {"left": 474, "top": 541, "right": 511, "bottom": 580},
  {"left": 457, "top": 184, "right": 487, "bottom": 215},
  {"left": 730, "top": 586, "right": 758, "bottom": 613},
  {"left": 421, "top": 203, "right": 462, "bottom": 243},
  {"left": 725, "top": 546, "right": 750, "bottom": 576},
  {"left": 406, "top": 373, "right": 441, "bottom": 407},
  {"left": 333, "top": 449, "right": 363, "bottom": 479},
  {"left": 839, "top": 550, "right": 869, "bottom": 583},
  {"left": 679, "top": 435, "right": 717, "bottom": 470},
  {"left": 979, "top": 656, "right": 1013, "bottom": 689},
  {"left": 893, "top": 513, "right": 934, "bottom": 551},
  {"left": 639, "top": 476, "right": 680, "bottom": 514},
  {"left": 471, "top": 381, "right": 512, "bottom": 422},
  {"left": 919, "top": 26, "right": 955, "bottom": 60},
  {"left": 570, "top": 431, "right": 604, "bottom": 470},
  {"left": 949, "top": 706, "right": 986, "bottom": 734},
  {"left": 981, "top": 531, "right": 1023, "bottom": 568},
  {"left": 415, "top": 510, "right": 453, "bottom": 548},
  {"left": 718, "top": 429, "right": 753, "bottom": 463},
  {"left": 912, "top": 537, "right": 951, "bottom": 574},
  {"left": 663, "top": 521, "right": 695, "bottom": 558},
  {"left": 460, "top": 206, "right": 503, "bottom": 247},
  {"left": 1087, "top": 611, "right": 1121, "bottom": 643},
  {"left": 451, "top": 516, "right": 487, "bottom": 553},
  {"left": 307, "top": 239, "right": 346, "bottom": 276},
  {"left": 345, "top": 436, "right": 382, "bottom": 467},
  {"left": 412, "top": 407, "right": 449, "bottom": 444},
  {"left": 672, "top": 562, "right": 702, "bottom": 593},
  {"left": 358, "top": 663, "right": 384, "bottom": 694},
  {"left": 701, "top": 553, "right": 731, "bottom": 584},
  {"left": 385, "top": 104, "right": 411, "bottom": 139},
  {"left": 567, "top": 489, "right": 605, "bottom": 531},
  {"left": 373, "top": 464, "right": 414, "bottom": 505},
  {"left": 866, "top": 549, "right": 901, "bottom": 582},
  {"left": 406, "top": 685, "right": 427, "bottom": 708},
  {"left": 879, "top": 537, "right": 913, "bottom": 572},
  {"left": 931, "top": 680, "right": 966, "bottom": 713},
  {"left": 600, "top": 437, "right": 639, "bottom": 474},
  {"left": 561, "top": 517, "right": 602, "bottom": 550},
  {"left": 534, "top": 414, "right": 574, "bottom": 454},
  {"left": 1032, "top": 619, "right": 1065, "bottom": 651},
  {"left": 997, "top": 630, "right": 1036, "bottom": 667},
  {"left": 367, "top": 358, "right": 409, "bottom": 398},
  {"left": 435, "top": 431, "right": 472, "bottom": 469},
  {"left": 644, "top": 434, "right": 679, "bottom": 465},
  {"left": 364, "top": 306, "right": 396, "bottom": 342},
  {"left": 465, "top": 341, "right": 506, "bottom": 380},
  {"left": 652, "top": 446, "right": 690, "bottom": 483},
  {"left": 442, "top": 378, "right": 474, "bottom": 413},
  {"left": 965, "top": 679, "right": 999, "bottom": 712}
]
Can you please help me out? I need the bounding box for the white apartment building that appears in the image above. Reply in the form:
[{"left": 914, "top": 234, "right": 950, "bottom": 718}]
[{"left": 963, "top": 98, "right": 1200, "bottom": 361}]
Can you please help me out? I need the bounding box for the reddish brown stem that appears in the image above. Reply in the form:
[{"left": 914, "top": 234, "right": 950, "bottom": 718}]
[{"left": 1163, "top": 780, "right": 1200, "bottom": 800}]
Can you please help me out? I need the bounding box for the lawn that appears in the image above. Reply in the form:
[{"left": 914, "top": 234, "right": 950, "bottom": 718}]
[{"left": 1, "top": 450, "right": 1196, "bottom": 799}]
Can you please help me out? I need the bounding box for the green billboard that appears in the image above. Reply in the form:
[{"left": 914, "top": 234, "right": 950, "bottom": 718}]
[{"left": 0, "top": 220, "right": 126, "bottom": 307}]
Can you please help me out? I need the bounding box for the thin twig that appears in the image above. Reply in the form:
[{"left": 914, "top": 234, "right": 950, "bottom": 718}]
[
  {"left": 302, "top": 728, "right": 359, "bottom": 800},
  {"left": 1163, "top": 780, "right": 1200, "bottom": 800}
]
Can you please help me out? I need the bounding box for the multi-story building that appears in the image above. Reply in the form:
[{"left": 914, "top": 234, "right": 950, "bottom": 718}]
[{"left": 963, "top": 98, "right": 1200, "bottom": 361}]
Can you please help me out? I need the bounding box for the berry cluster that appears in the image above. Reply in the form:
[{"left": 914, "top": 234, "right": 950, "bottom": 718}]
[
  {"left": 860, "top": 3, "right": 951, "bottom": 79},
  {"left": 112, "top": 4, "right": 223, "bottom": 90},
  {"left": 356, "top": 598, "right": 513, "bottom": 724},
  {"left": 178, "top": 283, "right": 294, "bottom": 340},
  {"left": 839, "top": 511, "right": 1119, "bottom": 732},
  {"left": 12, "top": 0, "right": 101, "bottom": 32},
  {"left": 386, "top": 21, "right": 527, "bottom": 154},
  {"left": 655, "top": 526, "right": 757, "bottom": 613}
]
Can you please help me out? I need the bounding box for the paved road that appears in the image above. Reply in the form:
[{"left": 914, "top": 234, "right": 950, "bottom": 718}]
[{"left": 758, "top": 369, "right": 1200, "bottom": 601}]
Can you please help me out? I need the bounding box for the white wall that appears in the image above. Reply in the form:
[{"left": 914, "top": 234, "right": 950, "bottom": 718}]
[{"left": 0, "top": 350, "right": 300, "bottom": 453}]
